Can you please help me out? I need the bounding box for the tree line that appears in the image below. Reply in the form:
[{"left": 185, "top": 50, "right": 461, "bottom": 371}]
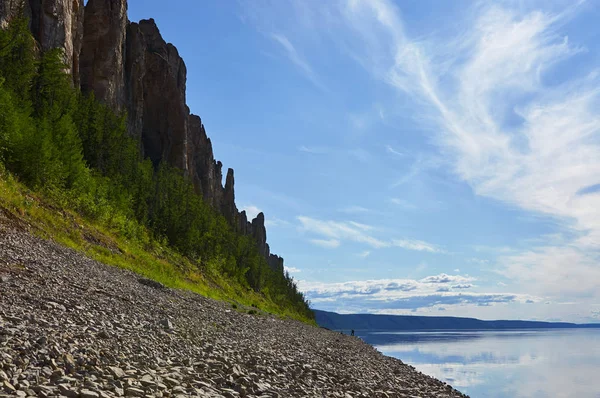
[{"left": 0, "top": 15, "right": 312, "bottom": 320}]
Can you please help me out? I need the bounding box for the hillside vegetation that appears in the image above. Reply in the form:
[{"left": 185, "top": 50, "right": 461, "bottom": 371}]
[{"left": 0, "top": 15, "right": 313, "bottom": 323}]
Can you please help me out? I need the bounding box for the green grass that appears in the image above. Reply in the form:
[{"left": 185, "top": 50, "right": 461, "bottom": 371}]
[{"left": 0, "top": 167, "right": 316, "bottom": 325}]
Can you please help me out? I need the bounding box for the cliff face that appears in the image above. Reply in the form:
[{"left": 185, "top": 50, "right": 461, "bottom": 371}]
[
  {"left": 0, "top": 0, "right": 286, "bottom": 271},
  {"left": 80, "top": 0, "right": 127, "bottom": 109},
  {"left": 125, "top": 19, "right": 189, "bottom": 170},
  {"left": 187, "top": 114, "right": 225, "bottom": 209},
  {"left": 1, "top": 0, "right": 84, "bottom": 85},
  {"left": 0, "top": 0, "right": 30, "bottom": 29}
]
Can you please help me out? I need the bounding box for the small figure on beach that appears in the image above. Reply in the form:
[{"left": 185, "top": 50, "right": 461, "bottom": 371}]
[{"left": 351, "top": 329, "right": 355, "bottom": 336}]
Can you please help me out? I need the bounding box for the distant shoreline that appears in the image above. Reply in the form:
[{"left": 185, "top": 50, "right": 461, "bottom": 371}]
[{"left": 315, "top": 309, "right": 600, "bottom": 331}]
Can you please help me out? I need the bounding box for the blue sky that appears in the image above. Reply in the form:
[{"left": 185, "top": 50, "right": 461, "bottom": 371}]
[{"left": 128, "top": 0, "right": 600, "bottom": 323}]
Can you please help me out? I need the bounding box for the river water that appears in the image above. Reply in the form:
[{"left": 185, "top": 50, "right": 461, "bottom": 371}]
[{"left": 359, "top": 329, "right": 600, "bottom": 398}]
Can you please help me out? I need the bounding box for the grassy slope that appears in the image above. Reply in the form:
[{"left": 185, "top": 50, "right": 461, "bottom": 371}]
[{"left": 0, "top": 167, "right": 315, "bottom": 325}]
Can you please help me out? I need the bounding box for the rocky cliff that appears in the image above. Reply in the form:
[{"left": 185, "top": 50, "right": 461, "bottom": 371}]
[
  {"left": 1, "top": 0, "right": 84, "bottom": 85},
  {"left": 0, "top": 0, "right": 283, "bottom": 270}
]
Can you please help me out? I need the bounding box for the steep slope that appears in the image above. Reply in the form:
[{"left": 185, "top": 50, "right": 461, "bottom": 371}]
[
  {"left": 0, "top": 223, "right": 467, "bottom": 398},
  {"left": 0, "top": 0, "right": 286, "bottom": 272}
]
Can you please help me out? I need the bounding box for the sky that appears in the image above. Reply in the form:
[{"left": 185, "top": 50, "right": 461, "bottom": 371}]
[{"left": 128, "top": 0, "right": 600, "bottom": 323}]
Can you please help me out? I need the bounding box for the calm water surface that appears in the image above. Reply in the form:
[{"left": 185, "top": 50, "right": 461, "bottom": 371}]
[{"left": 359, "top": 329, "right": 600, "bottom": 398}]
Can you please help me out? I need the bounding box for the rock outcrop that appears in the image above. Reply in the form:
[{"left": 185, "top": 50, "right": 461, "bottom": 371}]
[
  {"left": 1, "top": 0, "right": 84, "bottom": 85},
  {"left": 80, "top": 0, "right": 127, "bottom": 109},
  {"left": 125, "top": 19, "right": 189, "bottom": 170},
  {"left": 29, "top": 0, "right": 84, "bottom": 85},
  {"left": 187, "top": 114, "right": 225, "bottom": 209},
  {"left": 0, "top": 0, "right": 30, "bottom": 29},
  {"left": 222, "top": 169, "right": 238, "bottom": 227},
  {"left": 251, "top": 213, "right": 269, "bottom": 260},
  {"left": 0, "top": 0, "right": 287, "bottom": 270}
]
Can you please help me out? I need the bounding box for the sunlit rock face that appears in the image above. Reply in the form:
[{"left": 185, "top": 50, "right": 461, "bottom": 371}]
[
  {"left": 0, "top": 0, "right": 31, "bottom": 29},
  {"left": 80, "top": 0, "right": 127, "bottom": 108},
  {"left": 1, "top": 0, "right": 84, "bottom": 85},
  {"left": 0, "top": 0, "right": 286, "bottom": 267}
]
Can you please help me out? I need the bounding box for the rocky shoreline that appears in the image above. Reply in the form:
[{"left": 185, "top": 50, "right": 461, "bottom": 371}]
[{"left": 0, "top": 223, "right": 467, "bottom": 398}]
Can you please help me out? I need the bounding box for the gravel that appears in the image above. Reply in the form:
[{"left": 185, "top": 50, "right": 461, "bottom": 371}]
[{"left": 0, "top": 221, "right": 467, "bottom": 398}]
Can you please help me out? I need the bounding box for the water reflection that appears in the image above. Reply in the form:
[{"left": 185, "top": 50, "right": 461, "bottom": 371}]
[{"left": 360, "top": 329, "right": 600, "bottom": 398}]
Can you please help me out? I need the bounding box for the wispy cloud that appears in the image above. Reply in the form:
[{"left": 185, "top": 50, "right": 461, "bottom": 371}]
[
  {"left": 389, "top": 198, "right": 416, "bottom": 209},
  {"left": 298, "top": 145, "right": 329, "bottom": 154},
  {"left": 386, "top": 145, "right": 405, "bottom": 156},
  {"left": 420, "top": 273, "right": 474, "bottom": 284},
  {"left": 393, "top": 239, "right": 444, "bottom": 253},
  {"left": 310, "top": 238, "right": 341, "bottom": 249},
  {"left": 299, "top": 273, "right": 538, "bottom": 313},
  {"left": 357, "top": 250, "right": 371, "bottom": 258},
  {"left": 298, "top": 216, "right": 389, "bottom": 249},
  {"left": 285, "top": 266, "right": 302, "bottom": 273},
  {"left": 298, "top": 216, "right": 443, "bottom": 252},
  {"left": 270, "top": 33, "right": 327, "bottom": 91},
  {"left": 338, "top": 205, "right": 372, "bottom": 214},
  {"left": 265, "top": 217, "right": 292, "bottom": 228},
  {"left": 339, "top": 0, "right": 600, "bottom": 300}
]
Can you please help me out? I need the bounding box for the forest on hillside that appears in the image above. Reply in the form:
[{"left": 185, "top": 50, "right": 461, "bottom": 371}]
[{"left": 0, "top": 15, "right": 313, "bottom": 321}]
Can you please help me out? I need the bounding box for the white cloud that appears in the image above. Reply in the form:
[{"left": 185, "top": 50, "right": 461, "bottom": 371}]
[
  {"left": 285, "top": 266, "right": 302, "bottom": 273},
  {"left": 241, "top": 205, "right": 261, "bottom": 219},
  {"left": 389, "top": 198, "right": 416, "bottom": 209},
  {"left": 298, "top": 216, "right": 389, "bottom": 249},
  {"left": 393, "top": 239, "right": 443, "bottom": 253},
  {"left": 270, "top": 33, "right": 327, "bottom": 91},
  {"left": 265, "top": 217, "right": 291, "bottom": 228},
  {"left": 298, "top": 216, "right": 442, "bottom": 252},
  {"left": 358, "top": 250, "right": 371, "bottom": 258},
  {"left": 299, "top": 274, "right": 538, "bottom": 313},
  {"left": 338, "top": 0, "right": 600, "bottom": 301},
  {"left": 420, "top": 273, "right": 475, "bottom": 284},
  {"left": 310, "top": 238, "right": 341, "bottom": 249},
  {"left": 339, "top": 205, "right": 372, "bottom": 214},
  {"left": 386, "top": 145, "right": 405, "bottom": 156},
  {"left": 298, "top": 145, "right": 329, "bottom": 154},
  {"left": 500, "top": 246, "right": 600, "bottom": 297}
]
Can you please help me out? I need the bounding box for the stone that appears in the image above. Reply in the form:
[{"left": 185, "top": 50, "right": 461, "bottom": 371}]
[
  {"left": 2, "top": 381, "right": 15, "bottom": 393},
  {"left": 80, "top": 389, "right": 99, "bottom": 398},
  {"left": 124, "top": 387, "right": 144, "bottom": 397},
  {"left": 108, "top": 367, "right": 126, "bottom": 379},
  {"left": 159, "top": 319, "right": 173, "bottom": 330},
  {"left": 57, "top": 384, "right": 78, "bottom": 398},
  {"left": 137, "top": 278, "right": 165, "bottom": 290}
]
